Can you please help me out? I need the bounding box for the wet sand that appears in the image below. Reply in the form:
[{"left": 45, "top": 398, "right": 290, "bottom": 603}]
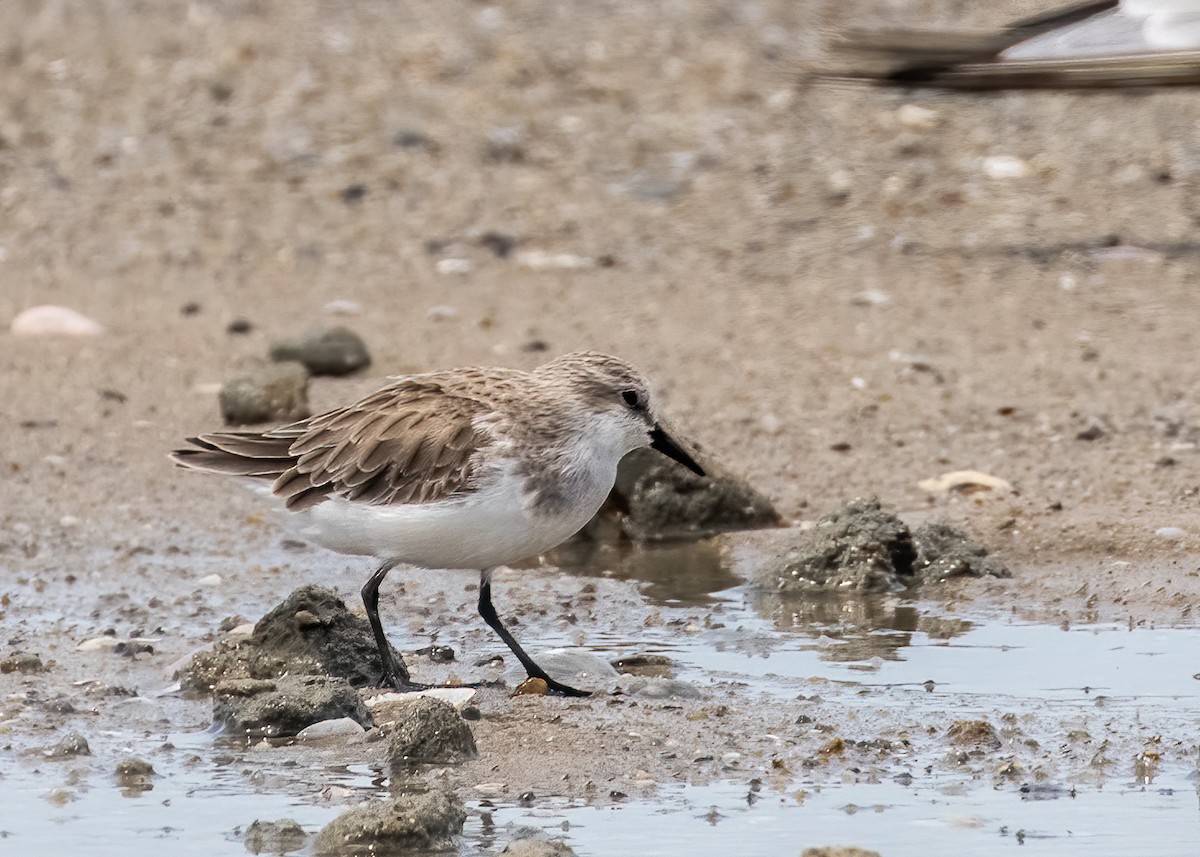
[{"left": 3, "top": 1, "right": 1200, "bottom": 853}]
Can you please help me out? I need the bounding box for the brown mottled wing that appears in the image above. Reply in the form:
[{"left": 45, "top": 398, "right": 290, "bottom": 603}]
[{"left": 172, "top": 379, "right": 489, "bottom": 510}]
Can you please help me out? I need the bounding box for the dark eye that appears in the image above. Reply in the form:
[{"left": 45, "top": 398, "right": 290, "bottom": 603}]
[{"left": 621, "top": 389, "right": 643, "bottom": 410}]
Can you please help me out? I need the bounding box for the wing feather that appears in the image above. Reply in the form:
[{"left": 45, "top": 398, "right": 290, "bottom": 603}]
[{"left": 171, "top": 375, "right": 494, "bottom": 509}]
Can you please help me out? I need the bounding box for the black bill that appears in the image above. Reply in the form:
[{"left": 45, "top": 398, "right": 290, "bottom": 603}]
[{"left": 650, "top": 425, "right": 705, "bottom": 477}]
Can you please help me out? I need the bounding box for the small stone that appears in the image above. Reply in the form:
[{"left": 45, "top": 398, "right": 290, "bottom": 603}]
[
  {"left": 896, "top": 103, "right": 938, "bottom": 130},
  {"left": 11, "top": 305, "right": 105, "bottom": 336},
  {"left": 619, "top": 676, "right": 701, "bottom": 699},
  {"left": 45, "top": 732, "right": 91, "bottom": 758},
  {"left": 197, "top": 573, "right": 223, "bottom": 587},
  {"left": 426, "top": 305, "right": 458, "bottom": 321},
  {"left": 296, "top": 717, "right": 367, "bottom": 742},
  {"left": 982, "top": 155, "right": 1029, "bottom": 179},
  {"left": 483, "top": 126, "right": 525, "bottom": 163},
  {"left": 269, "top": 327, "right": 370, "bottom": 376},
  {"left": 609, "top": 653, "right": 675, "bottom": 678},
  {"left": 324, "top": 299, "right": 362, "bottom": 316},
  {"left": 435, "top": 258, "right": 472, "bottom": 275},
  {"left": 0, "top": 652, "right": 46, "bottom": 674},
  {"left": 500, "top": 827, "right": 578, "bottom": 856},
  {"left": 314, "top": 790, "right": 465, "bottom": 855},
  {"left": 1155, "top": 526, "right": 1186, "bottom": 539},
  {"left": 212, "top": 675, "right": 373, "bottom": 738},
  {"left": 245, "top": 819, "right": 308, "bottom": 855},
  {"left": 77, "top": 637, "right": 121, "bottom": 652},
  {"left": 851, "top": 289, "right": 890, "bottom": 306},
  {"left": 367, "top": 687, "right": 477, "bottom": 713},
  {"left": 384, "top": 696, "right": 477, "bottom": 765},
  {"left": 512, "top": 677, "right": 548, "bottom": 696},
  {"left": 479, "top": 232, "right": 516, "bottom": 258},
  {"left": 226, "top": 318, "right": 254, "bottom": 335},
  {"left": 219, "top": 362, "right": 310, "bottom": 426},
  {"left": 340, "top": 184, "right": 367, "bottom": 205},
  {"left": 393, "top": 129, "right": 431, "bottom": 149},
  {"left": 514, "top": 250, "right": 593, "bottom": 271},
  {"left": 115, "top": 757, "right": 155, "bottom": 777}
]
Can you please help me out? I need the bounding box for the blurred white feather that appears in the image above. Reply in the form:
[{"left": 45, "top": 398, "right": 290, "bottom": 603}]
[{"left": 1004, "top": 0, "right": 1200, "bottom": 58}]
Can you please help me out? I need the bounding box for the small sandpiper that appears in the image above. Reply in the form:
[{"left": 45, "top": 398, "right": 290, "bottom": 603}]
[{"left": 171, "top": 351, "right": 704, "bottom": 696}]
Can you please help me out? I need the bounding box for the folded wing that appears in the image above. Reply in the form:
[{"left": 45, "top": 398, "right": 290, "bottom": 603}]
[{"left": 171, "top": 380, "right": 488, "bottom": 510}]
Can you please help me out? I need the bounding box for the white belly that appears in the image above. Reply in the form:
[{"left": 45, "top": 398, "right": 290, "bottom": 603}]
[{"left": 282, "top": 460, "right": 615, "bottom": 569}]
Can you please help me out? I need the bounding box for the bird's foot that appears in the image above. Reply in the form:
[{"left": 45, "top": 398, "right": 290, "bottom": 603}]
[
  {"left": 381, "top": 674, "right": 482, "bottom": 693},
  {"left": 539, "top": 676, "right": 592, "bottom": 698}
]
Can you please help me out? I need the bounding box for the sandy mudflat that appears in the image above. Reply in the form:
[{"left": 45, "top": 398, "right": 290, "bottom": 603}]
[{"left": 3, "top": 1, "right": 1200, "bottom": 853}]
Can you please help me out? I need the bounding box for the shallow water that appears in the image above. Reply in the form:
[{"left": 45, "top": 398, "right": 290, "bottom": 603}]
[
  {"left": 5, "top": 545, "right": 1200, "bottom": 855},
  {"left": 477, "top": 774, "right": 1200, "bottom": 857}
]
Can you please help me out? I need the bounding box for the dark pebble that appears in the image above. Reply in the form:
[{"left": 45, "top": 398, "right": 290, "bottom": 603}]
[
  {"left": 269, "top": 327, "right": 371, "bottom": 377},
  {"left": 340, "top": 184, "right": 367, "bottom": 205}
]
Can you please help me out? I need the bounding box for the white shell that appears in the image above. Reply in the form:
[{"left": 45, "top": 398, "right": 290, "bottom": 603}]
[{"left": 11, "top": 305, "right": 105, "bottom": 337}]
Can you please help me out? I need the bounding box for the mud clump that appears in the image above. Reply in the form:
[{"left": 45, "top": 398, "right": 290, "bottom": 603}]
[
  {"left": 912, "top": 522, "right": 1010, "bottom": 584},
  {"left": 244, "top": 818, "right": 308, "bottom": 855},
  {"left": 181, "top": 585, "right": 400, "bottom": 691},
  {"left": 947, "top": 719, "right": 1002, "bottom": 749},
  {"left": 314, "top": 789, "right": 465, "bottom": 855},
  {"left": 45, "top": 731, "right": 91, "bottom": 758},
  {"left": 219, "top": 361, "right": 310, "bottom": 426},
  {"left": 212, "top": 675, "right": 373, "bottom": 738},
  {"left": 758, "top": 498, "right": 1009, "bottom": 593},
  {"left": 582, "top": 447, "right": 780, "bottom": 543},
  {"left": 382, "top": 696, "right": 478, "bottom": 766},
  {"left": 114, "top": 757, "right": 156, "bottom": 791},
  {"left": 0, "top": 652, "right": 47, "bottom": 674}
]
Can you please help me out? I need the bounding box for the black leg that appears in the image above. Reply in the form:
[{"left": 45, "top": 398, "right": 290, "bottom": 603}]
[
  {"left": 477, "top": 569, "right": 591, "bottom": 698},
  {"left": 361, "top": 559, "right": 428, "bottom": 691}
]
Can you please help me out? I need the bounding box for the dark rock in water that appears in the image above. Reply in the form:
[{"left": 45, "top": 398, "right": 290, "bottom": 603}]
[
  {"left": 182, "top": 585, "right": 403, "bottom": 691},
  {"left": 114, "top": 756, "right": 155, "bottom": 792},
  {"left": 244, "top": 818, "right": 308, "bottom": 855},
  {"left": 220, "top": 361, "right": 310, "bottom": 426},
  {"left": 114, "top": 758, "right": 154, "bottom": 776},
  {"left": 270, "top": 326, "right": 371, "bottom": 376},
  {"left": 756, "top": 498, "right": 1007, "bottom": 593},
  {"left": 45, "top": 732, "right": 91, "bottom": 757},
  {"left": 500, "top": 827, "right": 578, "bottom": 856},
  {"left": 384, "top": 696, "right": 477, "bottom": 766},
  {"left": 213, "top": 675, "right": 372, "bottom": 738},
  {"left": 314, "top": 789, "right": 465, "bottom": 855},
  {"left": 912, "top": 522, "right": 1010, "bottom": 583},
  {"left": 585, "top": 447, "right": 780, "bottom": 543}
]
